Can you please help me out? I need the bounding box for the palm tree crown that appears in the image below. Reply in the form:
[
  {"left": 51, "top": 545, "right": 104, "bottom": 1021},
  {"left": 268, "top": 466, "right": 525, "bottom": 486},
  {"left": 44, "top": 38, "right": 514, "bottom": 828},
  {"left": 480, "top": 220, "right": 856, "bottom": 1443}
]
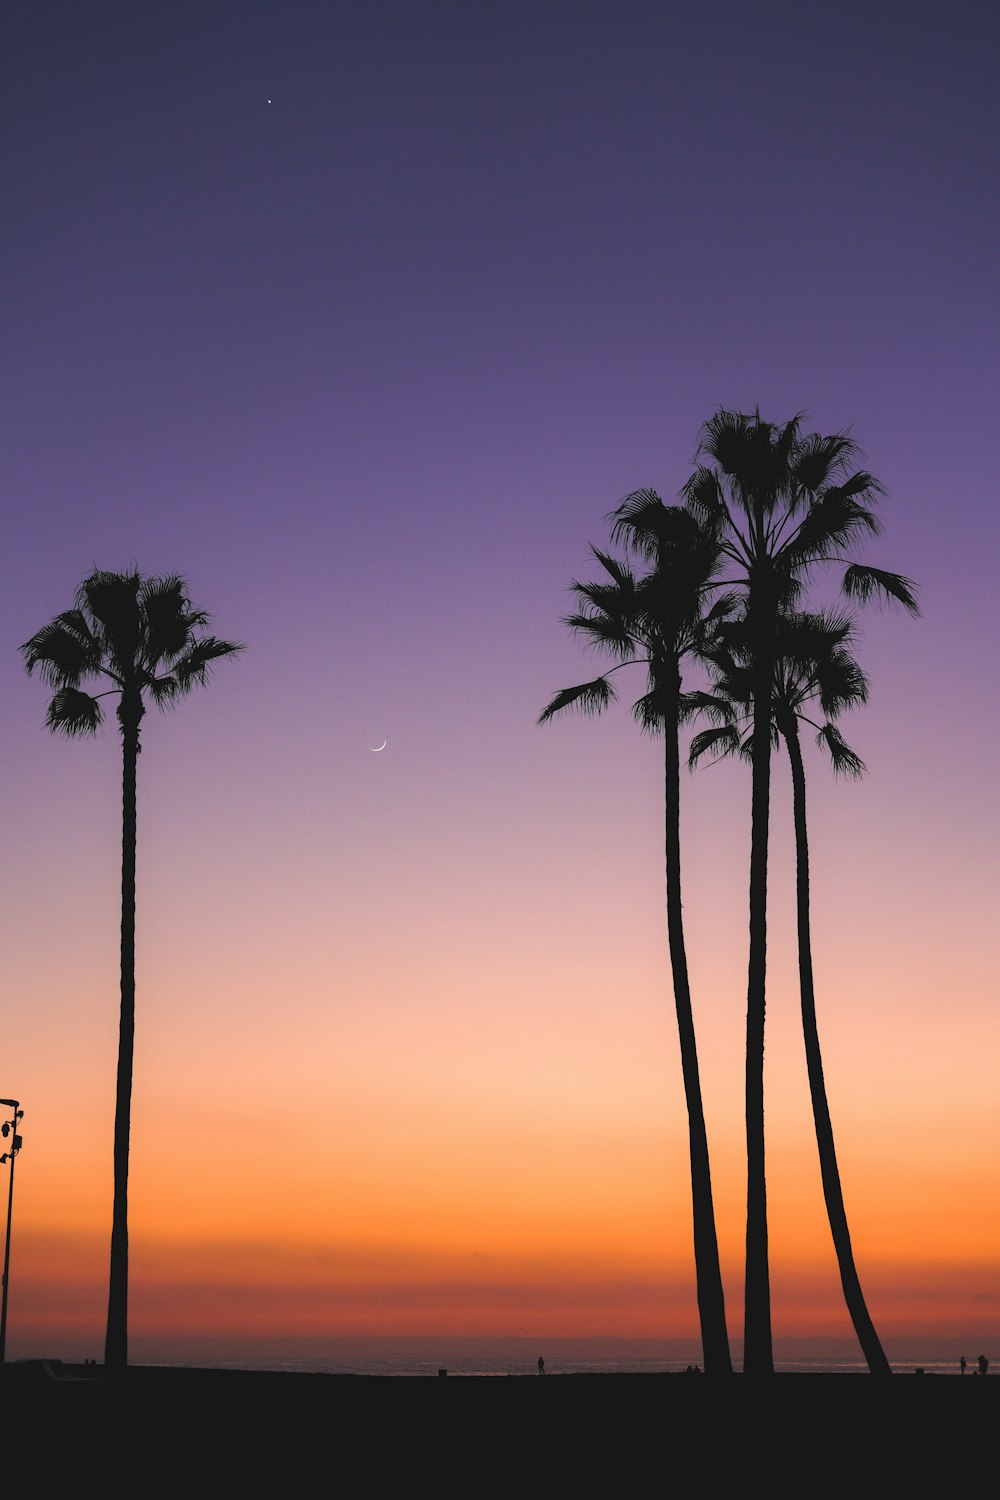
[
  {"left": 691, "top": 609, "right": 869, "bottom": 772},
  {"left": 538, "top": 497, "right": 730, "bottom": 732},
  {"left": 684, "top": 409, "right": 917, "bottom": 618},
  {"left": 22, "top": 569, "right": 243, "bottom": 740}
]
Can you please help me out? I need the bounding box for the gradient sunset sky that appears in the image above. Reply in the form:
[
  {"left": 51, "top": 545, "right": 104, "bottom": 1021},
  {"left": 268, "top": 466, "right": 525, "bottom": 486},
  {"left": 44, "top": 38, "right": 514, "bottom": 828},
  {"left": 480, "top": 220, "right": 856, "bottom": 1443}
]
[{"left": 2, "top": 2, "right": 997, "bottom": 1361}]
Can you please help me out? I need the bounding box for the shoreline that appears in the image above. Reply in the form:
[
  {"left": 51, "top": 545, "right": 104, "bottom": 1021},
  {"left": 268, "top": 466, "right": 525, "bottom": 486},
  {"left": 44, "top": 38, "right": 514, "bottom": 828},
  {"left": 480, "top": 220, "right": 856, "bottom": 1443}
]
[{"left": 3, "top": 1357, "right": 989, "bottom": 1383}]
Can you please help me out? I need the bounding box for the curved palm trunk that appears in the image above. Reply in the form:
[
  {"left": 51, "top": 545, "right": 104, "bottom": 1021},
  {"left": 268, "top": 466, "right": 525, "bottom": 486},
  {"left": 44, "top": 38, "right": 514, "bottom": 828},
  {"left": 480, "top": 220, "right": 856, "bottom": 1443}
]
[
  {"left": 744, "top": 623, "right": 774, "bottom": 1374},
  {"left": 664, "top": 699, "right": 732, "bottom": 1374},
  {"left": 105, "top": 700, "right": 142, "bottom": 1372},
  {"left": 783, "top": 720, "right": 891, "bottom": 1375}
]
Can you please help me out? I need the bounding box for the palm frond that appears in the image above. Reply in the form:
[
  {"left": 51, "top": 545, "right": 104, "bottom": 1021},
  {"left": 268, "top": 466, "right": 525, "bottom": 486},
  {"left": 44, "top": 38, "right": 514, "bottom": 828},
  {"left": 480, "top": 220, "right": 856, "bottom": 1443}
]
[
  {"left": 572, "top": 572, "right": 638, "bottom": 614},
  {"left": 78, "top": 569, "right": 141, "bottom": 627},
  {"left": 170, "top": 637, "right": 244, "bottom": 693},
  {"left": 697, "top": 409, "right": 757, "bottom": 475},
  {"left": 21, "top": 618, "right": 102, "bottom": 688},
  {"left": 590, "top": 549, "right": 636, "bottom": 591},
  {"left": 77, "top": 571, "right": 142, "bottom": 675},
  {"left": 682, "top": 690, "right": 737, "bottom": 723},
  {"left": 792, "top": 431, "right": 862, "bottom": 492},
  {"left": 703, "top": 590, "right": 740, "bottom": 624},
  {"left": 705, "top": 654, "right": 754, "bottom": 709},
  {"left": 825, "top": 469, "right": 885, "bottom": 503},
  {"left": 816, "top": 648, "right": 869, "bottom": 716},
  {"left": 608, "top": 489, "right": 665, "bottom": 558},
  {"left": 841, "top": 564, "right": 919, "bottom": 614},
  {"left": 689, "top": 725, "right": 742, "bottom": 766},
  {"left": 774, "top": 609, "right": 849, "bottom": 662},
  {"left": 537, "top": 676, "right": 615, "bottom": 724},
  {"left": 562, "top": 610, "right": 637, "bottom": 659},
  {"left": 700, "top": 628, "right": 743, "bottom": 672},
  {"left": 682, "top": 466, "right": 726, "bottom": 525},
  {"left": 610, "top": 492, "right": 711, "bottom": 562},
  {"left": 816, "top": 722, "right": 866, "bottom": 778},
  {"left": 632, "top": 688, "right": 670, "bottom": 735},
  {"left": 140, "top": 575, "right": 209, "bottom": 666},
  {"left": 782, "top": 491, "right": 881, "bottom": 572},
  {"left": 44, "top": 687, "right": 104, "bottom": 737},
  {"left": 773, "top": 412, "right": 806, "bottom": 473},
  {"left": 147, "top": 675, "right": 180, "bottom": 707}
]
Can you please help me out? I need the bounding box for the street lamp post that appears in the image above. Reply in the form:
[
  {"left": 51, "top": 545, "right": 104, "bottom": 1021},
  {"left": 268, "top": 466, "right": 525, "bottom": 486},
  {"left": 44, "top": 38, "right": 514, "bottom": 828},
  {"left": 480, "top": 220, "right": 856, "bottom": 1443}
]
[{"left": 0, "top": 1099, "right": 24, "bottom": 1365}]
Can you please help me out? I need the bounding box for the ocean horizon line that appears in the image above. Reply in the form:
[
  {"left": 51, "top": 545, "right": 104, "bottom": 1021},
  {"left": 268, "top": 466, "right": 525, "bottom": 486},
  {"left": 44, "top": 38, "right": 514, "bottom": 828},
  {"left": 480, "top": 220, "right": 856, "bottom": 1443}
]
[{"left": 9, "top": 1331, "right": 991, "bottom": 1378}]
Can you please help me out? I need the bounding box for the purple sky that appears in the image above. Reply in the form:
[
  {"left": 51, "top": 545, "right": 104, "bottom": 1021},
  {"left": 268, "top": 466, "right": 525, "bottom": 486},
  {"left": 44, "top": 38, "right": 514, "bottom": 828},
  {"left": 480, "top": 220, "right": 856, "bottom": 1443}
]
[{"left": 2, "top": 3, "right": 998, "bottom": 1355}]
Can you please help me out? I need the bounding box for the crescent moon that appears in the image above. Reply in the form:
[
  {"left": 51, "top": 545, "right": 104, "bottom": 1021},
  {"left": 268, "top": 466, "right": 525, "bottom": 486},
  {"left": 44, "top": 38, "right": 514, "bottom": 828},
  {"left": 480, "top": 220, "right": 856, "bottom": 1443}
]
[{"left": 370, "top": 739, "right": 387, "bottom": 752}]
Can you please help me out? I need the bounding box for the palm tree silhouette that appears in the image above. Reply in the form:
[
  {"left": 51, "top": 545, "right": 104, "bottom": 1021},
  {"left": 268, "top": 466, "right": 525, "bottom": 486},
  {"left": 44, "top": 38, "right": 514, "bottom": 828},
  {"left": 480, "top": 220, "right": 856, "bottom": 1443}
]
[
  {"left": 22, "top": 570, "right": 242, "bottom": 1372},
  {"left": 692, "top": 610, "right": 892, "bottom": 1374},
  {"left": 539, "top": 498, "right": 733, "bottom": 1374},
  {"left": 683, "top": 410, "right": 917, "bottom": 1373}
]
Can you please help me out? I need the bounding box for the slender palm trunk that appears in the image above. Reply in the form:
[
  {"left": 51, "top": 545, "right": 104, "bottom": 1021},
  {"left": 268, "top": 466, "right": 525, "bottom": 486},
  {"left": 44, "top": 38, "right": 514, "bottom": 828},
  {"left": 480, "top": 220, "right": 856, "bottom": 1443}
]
[
  {"left": 743, "top": 683, "right": 772, "bottom": 1372},
  {"left": 744, "top": 585, "right": 774, "bottom": 1374},
  {"left": 664, "top": 697, "right": 732, "bottom": 1374},
  {"left": 783, "top": 719, "right": 891, "bottom": 1375},
  {"left": 105, "top": 700, "right": 142, "bottom": 1372}
]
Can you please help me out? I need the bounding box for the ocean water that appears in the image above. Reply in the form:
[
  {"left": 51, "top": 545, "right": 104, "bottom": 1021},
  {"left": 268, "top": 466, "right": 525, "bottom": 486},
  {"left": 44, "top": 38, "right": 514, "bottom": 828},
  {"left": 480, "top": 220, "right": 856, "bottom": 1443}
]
[
  {"left": 144, "top": 1352, "right": 972, "bottom": 1378},
  {"left": 23, "top": 1329, "right": 985, "bottom": 1376}
]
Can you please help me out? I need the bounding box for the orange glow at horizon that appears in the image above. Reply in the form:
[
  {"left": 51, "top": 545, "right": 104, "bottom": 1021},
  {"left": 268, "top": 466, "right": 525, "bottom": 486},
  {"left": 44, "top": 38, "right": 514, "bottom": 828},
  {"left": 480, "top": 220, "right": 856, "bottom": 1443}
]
[{"left": 9, "top": 918, "right": 999, "bottom": 1355}]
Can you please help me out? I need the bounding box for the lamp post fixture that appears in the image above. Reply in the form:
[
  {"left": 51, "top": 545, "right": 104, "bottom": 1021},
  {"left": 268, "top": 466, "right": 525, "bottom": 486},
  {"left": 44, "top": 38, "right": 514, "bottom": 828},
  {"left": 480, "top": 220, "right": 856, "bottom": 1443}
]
[{"left": 0, "top": 1099, "right": 24, "bottom": 1365}]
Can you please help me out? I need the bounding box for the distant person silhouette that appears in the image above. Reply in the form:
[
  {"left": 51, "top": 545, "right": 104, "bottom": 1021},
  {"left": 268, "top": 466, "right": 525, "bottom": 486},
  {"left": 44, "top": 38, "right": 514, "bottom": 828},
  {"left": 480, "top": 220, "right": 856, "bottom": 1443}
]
[
  {"left": 537, "top": 1356, "right": 545, "bottom": 1375},
  {"left": 978, "top": 1354, "right": 989, "bottom": 1376},
  {"left": 960, "top": 1355, "right": 967, "bottom": 1375}
]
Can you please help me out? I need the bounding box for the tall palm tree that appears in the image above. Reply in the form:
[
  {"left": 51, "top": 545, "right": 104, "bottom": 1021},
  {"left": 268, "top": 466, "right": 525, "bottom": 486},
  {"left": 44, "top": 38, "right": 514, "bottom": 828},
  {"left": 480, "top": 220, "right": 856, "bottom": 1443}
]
[
  {"left": 692, "top": 610, "right": 892, "bottom": 1374},
  {"left": 683, "top": 410, "right": 917, "bottom": 1374},
  {"left": 539, "top": 497, "right": 733, "bottom": 1374},
  {"left": 22, "top": 569, "right": 242, "bottom": 1373}
]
